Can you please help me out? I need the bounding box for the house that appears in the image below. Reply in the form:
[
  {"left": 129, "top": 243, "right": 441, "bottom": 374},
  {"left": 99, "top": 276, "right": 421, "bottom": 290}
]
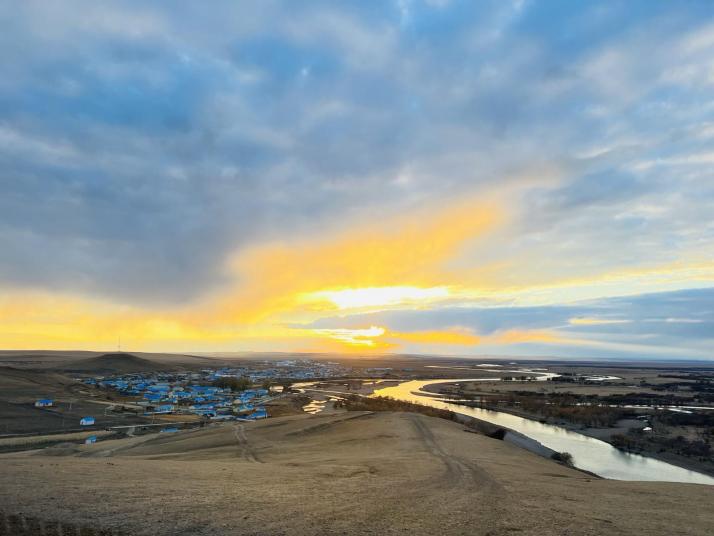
[
  {"left": 190, "top": 402, "right": 215, "bottom": 409},
  {"left": 80, "top": 416, "right": 95, "bottom": 426},
  {"left": 85, "top": 435, "right": 97, "bottom": 445},
  {"left": 152, "top": 404, "right": 175, "bottom": 414},
  {"left": 160, "top": 427, "right": 179, "bottom": 433},
  {"left": 249, "top": 407, "right": 268, "bottom": 420},
  {"left": 34, "top": 399, "right": 53, "bottom": 408}
]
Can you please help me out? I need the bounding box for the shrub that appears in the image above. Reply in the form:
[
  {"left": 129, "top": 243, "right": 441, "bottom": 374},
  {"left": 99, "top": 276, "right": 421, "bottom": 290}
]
[
  {"left": 551, "top": 451, "right": 574, "bottom": 466},
  {"left": 213, "top": 377, "right": 251, "bottom": 392}
]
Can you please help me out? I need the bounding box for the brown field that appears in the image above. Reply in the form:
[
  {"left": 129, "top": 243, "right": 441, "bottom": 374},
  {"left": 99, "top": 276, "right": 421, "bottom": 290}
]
[
  {"left": 1, "top": 410, "right": 712, "bottom": 536},
  {"left": 0, "top": 366, "right": 154, "bottom": 435}
]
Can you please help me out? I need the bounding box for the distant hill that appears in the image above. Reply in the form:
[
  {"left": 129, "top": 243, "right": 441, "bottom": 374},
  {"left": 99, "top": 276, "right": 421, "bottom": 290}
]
[
  {"left": 0, "top": 366, "right": 79, "bottom": 398},
  {"left": 57, "top": 353, "right": 174, "bottom": 374}
]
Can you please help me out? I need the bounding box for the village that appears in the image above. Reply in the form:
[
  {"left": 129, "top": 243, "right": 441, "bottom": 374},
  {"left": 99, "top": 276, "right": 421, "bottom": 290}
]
[
  {"left": 89, "top": 372, "right": 272, "bottom": 422},
  {"left": 10, "top": 358, "right": 353, "bottom": 442}
]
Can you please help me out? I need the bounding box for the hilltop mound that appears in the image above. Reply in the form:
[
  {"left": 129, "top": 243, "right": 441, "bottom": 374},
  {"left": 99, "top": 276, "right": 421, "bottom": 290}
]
[{"left": 57, "top": 353, "right": 173, "bottom": 374}]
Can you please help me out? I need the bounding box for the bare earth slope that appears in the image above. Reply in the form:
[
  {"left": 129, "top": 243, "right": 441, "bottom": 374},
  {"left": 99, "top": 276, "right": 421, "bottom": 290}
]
[
  {"left": 1, "top": 411, "right": 712, "bottom": 535},
  {"left": 55, "top": 352, "right": 176, "bottom": 374}
]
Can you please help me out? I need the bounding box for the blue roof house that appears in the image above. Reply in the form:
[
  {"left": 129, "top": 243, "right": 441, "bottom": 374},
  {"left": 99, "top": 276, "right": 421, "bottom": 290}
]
[
  {"left": 80, "top": 416, "right": 95, "bottom": 426},
  {"left": 34, "top": 399, "right": 53, "bottom": 407},
  {"left": 249, "top": 407, "right": 268, "bottom": 420}
]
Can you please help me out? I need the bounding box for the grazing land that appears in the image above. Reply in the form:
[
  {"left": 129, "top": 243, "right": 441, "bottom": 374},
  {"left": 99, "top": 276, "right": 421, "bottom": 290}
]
[
  {"left": 1, "top": 351, "right": 713, "bottom": 535},
  {"left": 2, "top": 411, "right": 714, "bottom": 535}
]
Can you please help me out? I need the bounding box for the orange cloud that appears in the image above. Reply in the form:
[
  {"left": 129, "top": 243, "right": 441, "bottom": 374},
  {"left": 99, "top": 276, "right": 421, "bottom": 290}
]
[
  {"left": 301, "top": 325, "right": 481, "bottom": 353},
  {"left": 301, "top": 325, "right": 573, "bottom": 353},
  {"left": 0, "top": 195, "right": 505, "bottom": 351},
  {"left": 491, "top": 329, "right": 566, "bottom": 344},
  {"left": 2, "top": 182, "right": 712, "bottom": 354},
  {"left": 387, "top": 329, "right": 481, "bottom": 346},
  {"left": 208, "top": 196, "right": 504, "bottom": 323}
]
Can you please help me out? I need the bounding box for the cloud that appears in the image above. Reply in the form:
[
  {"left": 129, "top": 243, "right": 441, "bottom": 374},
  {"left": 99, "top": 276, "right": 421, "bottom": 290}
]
[
  {"left": 305, "top": 287, "right": 714, "bottom": 358},
  {"left": 211, "top": 195, "right": 505, "bottom": 323},
  {"left": 569, "top": 317, "right": 631, "bottom": 326},
  {"left": 1, "top": 2, "right": 714, "bottom": 356}
]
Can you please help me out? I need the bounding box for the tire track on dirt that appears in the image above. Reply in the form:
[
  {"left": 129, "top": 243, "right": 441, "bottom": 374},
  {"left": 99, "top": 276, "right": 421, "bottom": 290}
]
[
  {"left": 409, "top": 414, "right": 504, "bottom": 493},
  {"left": 234, "top": 424, "right": 260, "bottom": 463},
  {"left": 284, "top": 411, "right": 374, "bottom": 437}
]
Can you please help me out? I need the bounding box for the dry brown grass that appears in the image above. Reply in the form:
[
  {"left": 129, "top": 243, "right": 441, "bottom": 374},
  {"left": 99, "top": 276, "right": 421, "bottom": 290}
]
[
  {"left": 0, "top": 430, "right": 113, "bottom": 449},
  {"left": 0, "top": 511, "right": 123, "bottom": 536}
]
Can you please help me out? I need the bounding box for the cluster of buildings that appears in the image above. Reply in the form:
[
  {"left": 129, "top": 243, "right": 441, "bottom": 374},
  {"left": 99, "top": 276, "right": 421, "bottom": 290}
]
[
  {"left": 30, "top": 360, "right": 350, "bottom": 433},
  {"left": 213, "top": 359, "right": 351, "bottom": 382},
  {"left": 85, "top": 371, "right": 272, "bottom": 421},
  {"left": 71, "top": 360, "right": 350, "bottom": 425}
]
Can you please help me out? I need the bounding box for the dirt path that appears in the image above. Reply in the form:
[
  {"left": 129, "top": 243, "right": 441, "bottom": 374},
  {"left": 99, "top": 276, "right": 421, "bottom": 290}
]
[
  {"left": 234, "top": 424, "right": 260, "bottom": 463},
  {"left": 409, "top": 413, "right": 505, "bottom": 496}
]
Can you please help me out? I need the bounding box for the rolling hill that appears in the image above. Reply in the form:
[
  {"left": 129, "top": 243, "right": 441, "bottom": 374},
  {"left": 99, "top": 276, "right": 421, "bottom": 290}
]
[
  {"left": 56, "top": 353, "right": 175, "bottom": 374},
  {"left": 1, "top": 411, "right": 712, "bottom": 535}
]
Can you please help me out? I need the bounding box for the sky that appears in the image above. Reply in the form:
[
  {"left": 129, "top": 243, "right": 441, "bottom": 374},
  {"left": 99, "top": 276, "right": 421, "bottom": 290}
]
[{"left": 1, "top": 0, "right": 713, "bottom": 359}]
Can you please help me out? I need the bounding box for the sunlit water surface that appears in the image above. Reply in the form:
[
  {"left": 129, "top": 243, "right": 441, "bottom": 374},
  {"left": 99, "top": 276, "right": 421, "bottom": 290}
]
[{"left": 373, "top": 377, "right": 714, "bottom": 485}]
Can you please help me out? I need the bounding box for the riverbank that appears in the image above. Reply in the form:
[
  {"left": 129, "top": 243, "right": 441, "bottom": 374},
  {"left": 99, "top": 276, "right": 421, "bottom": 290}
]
[
  {"left": 338, "top": 393, "right": 563, "bottom": 462},
  {"left": 373, "top": 378, "right": 714, "bottom": 484},
  {"left": 445, "top": 398, "right": 714, "bottom": 478}
]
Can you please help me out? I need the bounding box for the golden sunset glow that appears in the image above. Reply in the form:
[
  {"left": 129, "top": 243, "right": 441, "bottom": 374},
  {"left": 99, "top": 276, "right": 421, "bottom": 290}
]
[
  {"left": 310, "top": 326, "right": 387, "bottom": 347},
  {"left": 306, "top": 286, "right": 451, "bottom": 310},
  {"left": 1, "top": 191, "right": 712, "bottom": 355},
  {"left": 210, "top": 197, "right": 504, "bottom": 324},
  {"left": 2, "top": 0, "right": 714, "bottom": 363},
  {"left": 1, "top": 225, "right": 713, "bottom": 354}
]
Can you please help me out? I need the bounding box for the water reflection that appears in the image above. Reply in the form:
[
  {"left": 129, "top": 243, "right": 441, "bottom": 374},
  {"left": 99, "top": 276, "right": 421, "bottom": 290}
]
[
  {"left": 302, "top": 400, "right": 326, "bottom": 414},
  {"left": 373, "top": 378, "right": 714, "bottom": 485}
]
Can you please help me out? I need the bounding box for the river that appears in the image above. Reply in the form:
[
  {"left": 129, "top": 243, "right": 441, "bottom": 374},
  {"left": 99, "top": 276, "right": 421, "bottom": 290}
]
[{"left": 373, "top": 377, "right": 714, "bottom": 485}]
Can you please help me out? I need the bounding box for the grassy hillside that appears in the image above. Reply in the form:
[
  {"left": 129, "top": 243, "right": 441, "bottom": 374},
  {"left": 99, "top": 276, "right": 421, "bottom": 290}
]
[{"left": 1, "top": 412, "right": 712, "bottom": 535}]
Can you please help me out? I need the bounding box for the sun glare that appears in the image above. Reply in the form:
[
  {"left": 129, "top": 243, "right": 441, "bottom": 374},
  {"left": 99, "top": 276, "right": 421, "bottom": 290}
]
[
  {"left": 310, "top": 326, "right": 386, "bottom": 346},
  {"left": 307, "top": 286, "right": 450, "bottom": 310}
]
